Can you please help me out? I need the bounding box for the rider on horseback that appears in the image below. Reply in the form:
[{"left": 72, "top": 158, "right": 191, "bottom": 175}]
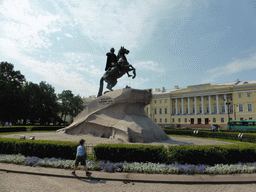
[
  {"left": 97, "top": 46, "right": 136, "bottom": 97},
  {"left": 105, "top": 48, "right": 121, "bottom": 74}
]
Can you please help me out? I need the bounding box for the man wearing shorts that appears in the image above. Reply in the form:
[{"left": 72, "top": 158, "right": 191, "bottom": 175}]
[{"left": 72, "top": 139, "right": 91, "bottom": 176}]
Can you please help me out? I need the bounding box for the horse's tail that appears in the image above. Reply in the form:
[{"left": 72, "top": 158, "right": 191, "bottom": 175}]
[{"left": 97, "top": 77, "right": 104, "bottom": 97}]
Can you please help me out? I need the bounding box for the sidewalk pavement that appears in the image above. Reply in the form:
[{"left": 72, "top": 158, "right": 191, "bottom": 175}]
[{"left": 1, "top": 163, "right": 256, "bottom": 192}]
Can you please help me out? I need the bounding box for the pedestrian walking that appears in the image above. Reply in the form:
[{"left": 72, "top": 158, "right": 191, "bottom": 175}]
[{"left": 72, "top": 139, "right": 91, "bottom": 176}]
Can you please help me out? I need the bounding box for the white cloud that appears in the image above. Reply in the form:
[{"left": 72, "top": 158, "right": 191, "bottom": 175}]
[
  {"left": 134, "top": 61, "right": 165, "bottom": 73},
  {"left": 203, "top": 53, "right": 256, "bottom": 83},
  {"left": 54, "top": 0, "right": 166, "bottom": 48},
  {"left": 65, "top": 33, "right": 73, "bottom": 38},
  {"left": 0, "top": 0, "right": 61, "bottom": 51}
]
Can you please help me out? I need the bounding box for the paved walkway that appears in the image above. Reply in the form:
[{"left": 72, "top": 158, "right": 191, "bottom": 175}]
[{"left": 1, "top": 163, "right": 256, "bottom": 192}]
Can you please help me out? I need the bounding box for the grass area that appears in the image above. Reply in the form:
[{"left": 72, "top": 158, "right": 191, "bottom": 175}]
[{"left": 167, "top": 134, "right": 255, "bottom": 145}]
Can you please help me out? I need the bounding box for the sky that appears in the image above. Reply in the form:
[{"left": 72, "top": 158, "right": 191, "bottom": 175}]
[{"left": 0, "top": 0, "right": 256, "bottom": 98}]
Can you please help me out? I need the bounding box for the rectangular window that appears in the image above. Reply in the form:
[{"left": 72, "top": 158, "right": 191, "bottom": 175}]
[
  {"left": 213, "top": 106, "right": 217, "bottom": 113},
  {"left": 206, "top": 97, "right": 209, "bottom": 101},
  {"left": 221, "top": 106, "right": 225, "bottom": 113},
  {"left": 206, "top": 106, "right": 209, "bottom": 113},
  {"left": 154, "top": 100, "right": 157, "bottom": 104},
  {"left": 248, "top": 104, "right": 252, "bottom": 111},
  {"left": 199, "top": 107, "right": 202, "bottom": 113},
  {"left": 240, "top": 117, "right": 243, "bottom": 121},
  {"left": 154, "top": 109, "right": 157, "bottom": 114},
  {"left": 221, "top": 118, "right": 224, "bottom": 123},
  {"left": 173, "top": 108, "right": 176, "bottom": 114},
  {"left": 186, "top": 107, "right": 188, "bottom": 114},
  {"left": 160, "top": 118, "right": 162, "bottom": 123},
  {"left": 221, "top": 95, "right": 224, "bottom": 100},
  {"left": 154, "top": 119, "right": 157, "bottom": 122},
  {"left": 238, "top": 93, "right": 242, "bottom": 98},
  {"left": 159, "top": 108, "right": 162, "bottom": 114},
  {"left": 165, "top": 118, "right": 167, "bottom": 123},
  {"left": 192, "top": 107, "right": 195, "bottom": 113},
  {"left": 184, "top": 118, "right": 187, "bottom": 123},
  {"left": 159, "top": 99, "right": 162, "bottom": 103},
  {"left": 172, "top": 118, "right": 175, "bottom": 123},
  {"left": 213, "top": 118, "right": 216, "bottom": 123},
  {"left": 247, "top": 93, "right": 251, "bottom": 97},
  {"left": 180, "top": 108, "right": 182, "bottom": 114},
  {"left": 239, "top": 104, "right": 243, "bottom": 112},
  {"left": 164, "top": 108, "right": 167, "bottom": 114},
  {"left": 229, "top": 105, "right": 233, "bottom": 113},
  {"left": 192, "top": 98, "right": 194, "bottom": 102},
  {"left": 214, "top": 96, "right": 217, "bottom": 100},
  {"left": 249, "top": 117, "right": 253, "bottom": 120},
  {"left": 199, "top": 97, "right": 201, "bottom": 101},
  {"left": 178, "top": 118, "right": 181, "bottom": 122},
  {"left": 164, "top": 99, "right": 167, "bottom": 103}
]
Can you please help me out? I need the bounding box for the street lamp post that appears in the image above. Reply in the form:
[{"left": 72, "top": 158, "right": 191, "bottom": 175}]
[{"left": 225, "top": 97, "right": 232, "bottom": 130}]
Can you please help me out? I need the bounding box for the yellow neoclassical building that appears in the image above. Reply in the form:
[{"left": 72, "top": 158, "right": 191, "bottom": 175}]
[{"left": 145, "top": 79, "right": 256, "bottom": 129}]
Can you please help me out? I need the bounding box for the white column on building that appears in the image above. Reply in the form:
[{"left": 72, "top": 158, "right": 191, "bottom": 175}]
[
  {"left": 201, "top": 96, "right": 204, "bottom": 114},
  {"left": 148, "top": 104, "right": 150, "bottom": 116},
  {"left": 181, "top": 98, "right": 184, "bottom": 114},
  {"left": 170, "top": 98, "right": 172, "bottom": 114},
  {"left": 216, "top": 95, "right": 220, "bottom": 114},
  {"left": 209, "top": 95, "right": 212, "bottom": 114},
  {"left": 175, "top": 98, "right": 178, "bottom": 115},
  {"left": 224, "top": 94, "right": 227, "bottom": 113},
  {"left": 188, "top": 97, "right": 190, "bottom": 114},
  {"left": 194, "top": 97, "right": 197, "bottom": 114}
]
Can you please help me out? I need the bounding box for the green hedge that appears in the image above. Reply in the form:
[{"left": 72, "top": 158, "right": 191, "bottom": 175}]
[
  {"left": 93, "top": 143, "right": 256, "bottom": 165},
  {"left": 163, "top": 129, "right": 256, "bottom": 143},
  {"left": 2, "top": 137, "right": 256, "bottom": 165},
  {"left": 168, "top": 145, "right": 256, "bottom": 165},
  {"left": 93, "top": 144, "right": 168, "bottom": 163},
  {"left": 0, "top": 127, "right": 27, "bottom": 133},
  {"left": 0, "top": 126, "right": 64, "bottom": 132},
  {"left": 30, "top": 126, "right": 64, "bottom": 131},
  {"left": 0, "top": 138, "right": 77, "bottom": 159}
]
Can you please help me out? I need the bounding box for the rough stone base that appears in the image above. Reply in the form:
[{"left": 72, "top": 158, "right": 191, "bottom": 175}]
[{"left": 56, "top": 88, "right": 170, "bottom": 143}]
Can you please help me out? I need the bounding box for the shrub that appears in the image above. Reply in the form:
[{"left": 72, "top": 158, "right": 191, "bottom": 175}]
[
  {"left": 0, "top": 138, "right": 77, "bottom": 159},
  {"left": 168, "top": 145, "right": 256, "bottom": 165},
  {"left": 0, "top": 127, "right": 27, "bottom": 133},
  {"left": 30, "top": 126, "right": 64, "bottom": 131},
  {"left": 94, "top": 144, "right": 168, "bottom": 163},
  {"left": 163, "top": 129, "right": 256, "bottom": 143}
]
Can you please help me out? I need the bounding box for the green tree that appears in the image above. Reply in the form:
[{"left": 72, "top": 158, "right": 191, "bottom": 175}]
[
  {"left": 70, "top": 95, "right": 84, "bottom": 118},
  {"left": 0, "top": 62, "right": 25, "bottom": 122},
  {"left": 58, "top": 90, "right": 84, "bottom": 123},
  {"left": 22, "top": 82, "right": 42, "bottom": 124},
  {"left": 39, "top": 81, "right": 60, "bottom": 125},
  {"left": 22, "top": 81, "right": 62, "bottom": 125}
]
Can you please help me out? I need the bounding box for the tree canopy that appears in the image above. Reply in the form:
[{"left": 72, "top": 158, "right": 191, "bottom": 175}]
[{"left": 0, "top": 61, "right": 85, "bottom": 125}]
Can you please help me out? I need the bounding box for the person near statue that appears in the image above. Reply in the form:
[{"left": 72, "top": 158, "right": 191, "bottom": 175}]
[
  {"left": 105, "top": 48, "right": 121, "bottom": 74},
  {"left": 72, "top": 139, "right": 91, "bottom": 176}
]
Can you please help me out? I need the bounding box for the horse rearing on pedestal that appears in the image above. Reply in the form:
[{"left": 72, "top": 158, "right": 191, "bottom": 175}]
[{"left": 97, "top": 46, "right": 136, "bottom": 97}]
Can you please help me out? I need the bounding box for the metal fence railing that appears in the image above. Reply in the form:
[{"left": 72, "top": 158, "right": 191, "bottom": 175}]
[{"left": 85, "top": 143, "right": 94, "bottom": 156}]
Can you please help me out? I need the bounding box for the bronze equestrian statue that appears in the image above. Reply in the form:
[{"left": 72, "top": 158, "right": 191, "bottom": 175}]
[{"left": 97, "top": 46, "right": 136, "bottom": 97}]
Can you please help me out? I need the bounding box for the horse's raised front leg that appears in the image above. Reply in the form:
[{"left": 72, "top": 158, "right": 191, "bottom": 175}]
[
  {"left": 126, "top": 72, "right": 132, "bottom": 77},
  {"left": 132, "top": 68, "right": 136, "bottom": 79}
]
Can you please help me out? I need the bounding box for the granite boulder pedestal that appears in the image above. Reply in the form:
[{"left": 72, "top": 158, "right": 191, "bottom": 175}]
[{"left": 56, "top": 88, "right": 170, "bottom": 143}]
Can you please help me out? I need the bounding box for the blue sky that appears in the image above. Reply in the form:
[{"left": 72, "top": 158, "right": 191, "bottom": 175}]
[{"left": 0, "top": 0, "right": 255, "bottom": 97}]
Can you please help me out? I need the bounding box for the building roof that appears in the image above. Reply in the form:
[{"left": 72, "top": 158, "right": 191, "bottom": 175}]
[{"left": 152, "top": 79, "right": 256, "bottom": 95}]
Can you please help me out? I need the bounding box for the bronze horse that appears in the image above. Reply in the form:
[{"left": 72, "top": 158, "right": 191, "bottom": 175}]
[{"left": 97, "top": 46, "right": 136, "bottom": 97}]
